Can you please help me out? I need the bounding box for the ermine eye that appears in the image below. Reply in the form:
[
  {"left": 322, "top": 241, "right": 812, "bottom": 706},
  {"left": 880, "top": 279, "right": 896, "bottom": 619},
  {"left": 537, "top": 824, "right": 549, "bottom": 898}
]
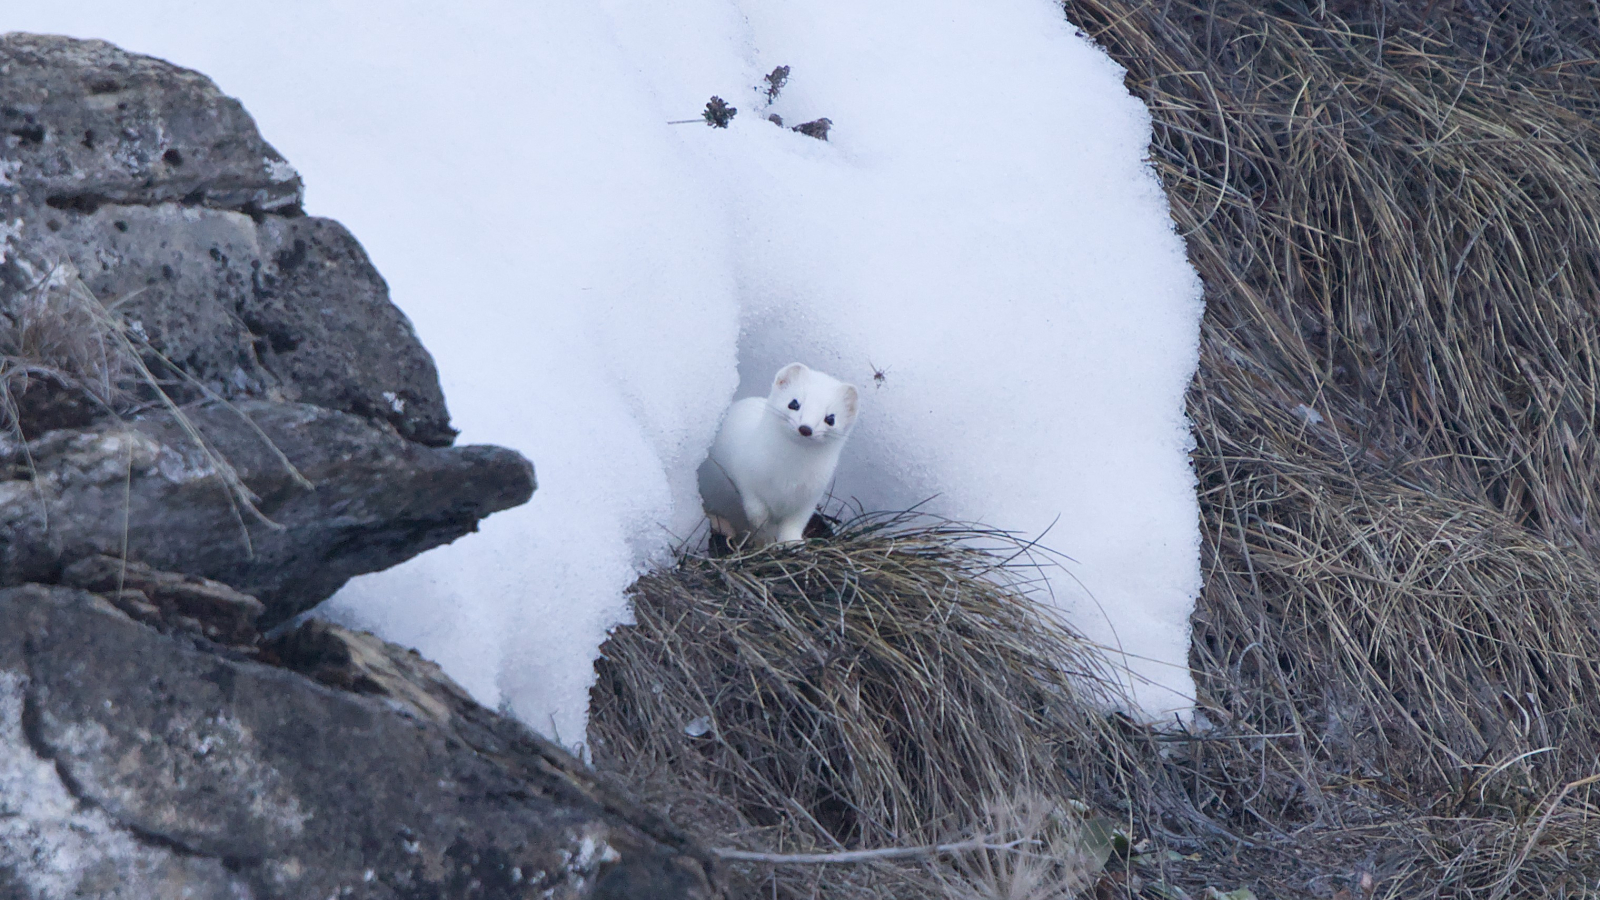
[
  {"left": 788, "top": 399, "right": 800, "bottom": 410},
  {"left": 825, "top": 414, "right": 836, "bottom": 426}
]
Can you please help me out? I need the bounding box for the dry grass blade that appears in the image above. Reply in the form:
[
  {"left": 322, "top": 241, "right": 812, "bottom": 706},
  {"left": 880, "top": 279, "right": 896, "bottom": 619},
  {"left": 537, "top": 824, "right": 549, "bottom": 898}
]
[
  {"left": 0, "top": 261, "right": 130, "bottom": 432},
  {"left": 932, "top": 795, "right": 1110, "bottom": 900}
]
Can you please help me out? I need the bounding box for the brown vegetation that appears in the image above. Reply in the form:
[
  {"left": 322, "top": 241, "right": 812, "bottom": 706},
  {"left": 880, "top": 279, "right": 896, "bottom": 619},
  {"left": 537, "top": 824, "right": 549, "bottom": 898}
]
[{"left": 591, "top": 515, "right": 1144, "bottom": 898}]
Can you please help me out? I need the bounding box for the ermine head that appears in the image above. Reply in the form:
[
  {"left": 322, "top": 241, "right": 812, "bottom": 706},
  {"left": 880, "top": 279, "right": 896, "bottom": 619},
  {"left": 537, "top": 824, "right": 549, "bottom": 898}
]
[{"left": 767, "top": 362, "right": 860, "bottom": 444}]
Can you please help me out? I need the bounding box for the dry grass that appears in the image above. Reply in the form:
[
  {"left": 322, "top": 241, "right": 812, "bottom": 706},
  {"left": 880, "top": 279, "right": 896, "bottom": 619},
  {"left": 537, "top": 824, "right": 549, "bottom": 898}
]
[
  {"left": 1093, "top": 0, "right": 1600, "bottom": 894},
  {"left": 932, "top": 795, "right": 1111, "bottom": 900},
  {"left": 0, "top": 259, "right": 137, "bottom": 439},
  {"left": 592, "top": 2, "right": 1600, "bottom": 898},
  {"left": 1077, "top": 0, "right": 1600, "bottom": 891},
  {"left": 589, "top": 513, "right": 1144, "bottom": 899}
]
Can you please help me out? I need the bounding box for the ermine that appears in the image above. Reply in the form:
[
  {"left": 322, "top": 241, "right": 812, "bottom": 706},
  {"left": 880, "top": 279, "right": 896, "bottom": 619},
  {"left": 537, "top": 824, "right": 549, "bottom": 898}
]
[{"left": 698, "top": 362, "right": 861, "bottom": 545}]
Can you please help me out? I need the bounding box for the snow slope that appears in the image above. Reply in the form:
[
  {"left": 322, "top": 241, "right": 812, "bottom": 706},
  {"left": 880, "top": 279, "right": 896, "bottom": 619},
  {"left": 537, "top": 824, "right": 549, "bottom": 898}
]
[{"left": 4, "top": 0, "right": 1203, "bottom": 741}]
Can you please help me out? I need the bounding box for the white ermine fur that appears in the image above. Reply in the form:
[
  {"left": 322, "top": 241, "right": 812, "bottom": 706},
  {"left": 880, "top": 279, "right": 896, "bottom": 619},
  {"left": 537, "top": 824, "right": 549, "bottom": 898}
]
[{"left": 698, "top": 362, "right": 861, "bottom": 545}]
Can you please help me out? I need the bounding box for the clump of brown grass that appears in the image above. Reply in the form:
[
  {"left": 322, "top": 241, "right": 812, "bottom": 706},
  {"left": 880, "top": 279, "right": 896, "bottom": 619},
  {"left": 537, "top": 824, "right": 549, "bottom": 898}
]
[{"left": 589, "top": 512, "right": 1146, "bottom": 900}]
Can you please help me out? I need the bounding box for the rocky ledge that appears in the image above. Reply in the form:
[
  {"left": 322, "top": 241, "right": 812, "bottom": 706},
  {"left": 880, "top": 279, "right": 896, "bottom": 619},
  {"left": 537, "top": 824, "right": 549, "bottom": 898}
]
[
  {"left": 0, "top": 33, "right": 716, "bottom": 899},
  {"left": 0, "top": 585, "right": 716, "bottom": 899}
]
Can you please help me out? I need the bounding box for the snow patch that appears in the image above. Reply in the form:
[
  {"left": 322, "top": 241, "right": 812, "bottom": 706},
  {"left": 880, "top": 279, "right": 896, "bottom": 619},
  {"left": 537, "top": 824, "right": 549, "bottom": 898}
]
[
  {"left": 8, "top": 0, "right": 1204, "bottom": 734},
  {"left": 1293, "top": 403, "right": 1325, "bottom": 426}
]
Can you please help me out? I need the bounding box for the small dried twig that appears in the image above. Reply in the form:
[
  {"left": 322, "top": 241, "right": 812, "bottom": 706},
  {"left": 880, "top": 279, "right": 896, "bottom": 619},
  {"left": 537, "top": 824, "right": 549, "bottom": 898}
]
[
  {"left": 667, "top": 96, "right": 738, "bottom": 128},
  {"left": 763, "top": 65, "right": 791, "bottom": 102}
]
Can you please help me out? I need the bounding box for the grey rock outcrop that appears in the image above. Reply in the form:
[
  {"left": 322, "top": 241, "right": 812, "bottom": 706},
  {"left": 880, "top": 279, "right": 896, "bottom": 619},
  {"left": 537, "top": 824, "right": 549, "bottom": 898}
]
[
  {"left": 0, "top": 33, "right": 302, "bottom": 213},
  {"left": 0, "top": 32, "right": 453, "bottom": 446},
  {"left": 15, "top": 204, "right": 457, "bottom": 446},
  {"left": 0, "top": 32, "right": 708, "bottom": 898},
  {"left": 0, "top": 400, "right": 533, "bottom": 626},
  {"left": 0, "top": 585, "right": 718, "bottom": 899},
  {"left": 0, "top": 32, "right": 523, "bottom": 617}
]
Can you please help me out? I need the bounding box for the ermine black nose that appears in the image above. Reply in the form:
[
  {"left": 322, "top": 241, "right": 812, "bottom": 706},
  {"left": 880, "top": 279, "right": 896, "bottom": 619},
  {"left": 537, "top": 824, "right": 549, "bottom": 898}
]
[{"left": 798, "top": 425, "right": 813, "bottom": 437}]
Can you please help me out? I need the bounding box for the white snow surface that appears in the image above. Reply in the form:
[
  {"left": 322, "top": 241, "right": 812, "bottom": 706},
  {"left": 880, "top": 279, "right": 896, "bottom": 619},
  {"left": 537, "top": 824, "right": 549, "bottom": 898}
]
[{"left": 5, "top": 0, "right": 1204, "bottom": 738}]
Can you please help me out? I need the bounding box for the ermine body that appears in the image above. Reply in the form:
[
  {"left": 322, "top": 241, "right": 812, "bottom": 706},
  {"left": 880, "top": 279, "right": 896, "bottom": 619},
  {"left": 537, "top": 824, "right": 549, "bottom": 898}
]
[{"left": 698, "top": 363, "right": 861, "bottom": 545}]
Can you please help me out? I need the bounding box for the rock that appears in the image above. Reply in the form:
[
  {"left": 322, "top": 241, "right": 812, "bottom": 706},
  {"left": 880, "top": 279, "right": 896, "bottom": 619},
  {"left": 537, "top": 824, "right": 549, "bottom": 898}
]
[
  {"left": 0, "top": 33, "right": 533, "bottom": 621},
  {"left": 266, "top": 616, "right": 468, "bottom": 721},
  {"left": 60, "top": 554, "right": 264, "bottom": 645},
  {"left": 263, "top": 617, "right": 705, "bottom": 860},
  {"left": 0, "top": 33, "right": 302, "bottom": 213},
  {"left": 0, "top": 32, "right": 653, "bottom": 898},
  {"left": 1, "top": 32, "right": 454, "bottom": 446},
  {"left": 4, "top": 202, "right": 457, "bottom": 447},
  {"left": 0, "top": 584, "right": 719, "bottom": 899},
  {"left": 3, "top": 30, "right": 457, "bottom": 445},
  {"left": 0, "top": 399, "right": 534, "bottom": 627}
]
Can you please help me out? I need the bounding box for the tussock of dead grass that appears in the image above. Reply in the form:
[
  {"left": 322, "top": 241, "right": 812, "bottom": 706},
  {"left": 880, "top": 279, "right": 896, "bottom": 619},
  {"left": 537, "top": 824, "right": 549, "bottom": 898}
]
[
  {"left": 589, "top": 513, "right": 1146, "bottom": 900},
  {"left": 594, "top": 2, "right": 1600, "bottom": 898}
]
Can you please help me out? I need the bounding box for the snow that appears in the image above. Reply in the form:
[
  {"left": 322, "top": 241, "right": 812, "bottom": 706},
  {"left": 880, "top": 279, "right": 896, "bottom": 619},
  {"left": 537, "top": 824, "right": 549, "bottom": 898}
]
[{"left": 4, "top": 1, "right": 1204, "bottom": 736}]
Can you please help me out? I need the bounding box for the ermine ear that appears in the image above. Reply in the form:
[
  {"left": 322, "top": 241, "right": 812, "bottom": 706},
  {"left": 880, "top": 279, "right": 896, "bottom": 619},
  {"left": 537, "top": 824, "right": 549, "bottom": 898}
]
[
  {"left": 773, "top": 363, "right": 809, "bottom": 392},
  {"left": 838, "top": 385, "right": 859, "bottom": 422}
]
